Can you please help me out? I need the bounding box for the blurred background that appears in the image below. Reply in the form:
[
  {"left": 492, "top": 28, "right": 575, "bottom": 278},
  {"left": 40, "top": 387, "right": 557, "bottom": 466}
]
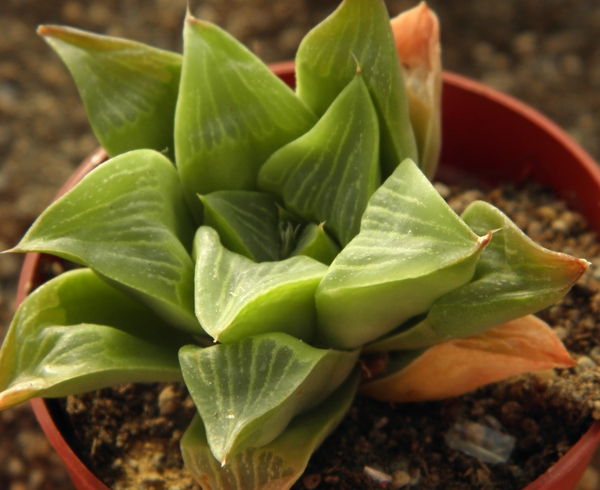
[{"left": 0, "top": 0, "right": 599, "bottom": 488}]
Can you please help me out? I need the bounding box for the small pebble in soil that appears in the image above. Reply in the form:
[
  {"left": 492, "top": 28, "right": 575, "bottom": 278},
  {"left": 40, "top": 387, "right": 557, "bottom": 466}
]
[
  {"left": 391, "top": 470, "right": 411, "bottom": 488},
  {"left": 364, "top": 466, "right": 393, "bottom": 484},
  {"left": 444, "top": 419, "right": 517, "bottom": 464},
  {"left": 576, "top": 356, "right": 597, "bottom": 373},
  {"left": 302, "top": 474, "right": 322, "bottom": 490},
  {"left": 158, "top": 385, "right": 180, "bottom": 416}
]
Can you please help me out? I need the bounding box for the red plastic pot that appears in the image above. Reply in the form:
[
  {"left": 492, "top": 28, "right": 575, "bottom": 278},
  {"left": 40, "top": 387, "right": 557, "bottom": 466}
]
[{"left": 15, "top": 64, "right": 600, "bottom": 489}]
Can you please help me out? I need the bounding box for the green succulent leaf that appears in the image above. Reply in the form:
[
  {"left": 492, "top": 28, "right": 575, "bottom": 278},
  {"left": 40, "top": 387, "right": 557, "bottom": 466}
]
[
  {"left": 39, "top": 25, "right": 181, "bottom": 159},
  {"left": 366, "top": 201, "right": 590, "bottom": 351},
  {"left": 295, "top": 0, "right": 417, "bottom": 177},
  {"left": 175, "top": 15, "right": 317, "bottom": 220},
  {"left": 259, "top": 73, "right": 380, "bottom": 246},
  {"left": 316, "top": 159, "right": 491, "bottom": 350},
  {"left": 181, "top": 368, "right": 359, "bottom": 490},
  {"left": 12, "top": 150, "right": 201, "bottom": 335},
  {"left": 199, "top": 191, "right": 280, "bottom": 262},
  {"left": 194, "top": 227, "right": 327, "bottom": 343},
  {"left": 290, "top": 223, "right": 341, "bottom": 265},
  {"left": 0, "top": 269, "right": 194, "bottom": 410},
  {"left": 179, "top": 333, "right": 359, "bottom": 465}
]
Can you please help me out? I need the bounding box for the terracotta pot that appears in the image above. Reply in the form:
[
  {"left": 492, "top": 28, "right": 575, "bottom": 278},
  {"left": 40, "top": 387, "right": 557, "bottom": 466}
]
[{"left": 16, "top": 64, "right": 600, "bottom": 489}]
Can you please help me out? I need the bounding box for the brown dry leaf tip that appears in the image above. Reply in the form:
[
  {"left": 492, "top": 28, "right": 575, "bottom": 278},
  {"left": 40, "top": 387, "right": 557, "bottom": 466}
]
[
  {"left": 574, "top": 257, "right": 591, "bottom": 278},
  {"left": 37, "top": 25, "right": 73, "bottom": 40},
  {"left": 36, "top": 25, "right": 53, "bottom": 37},
  {"left": 185, "top": 7, "right": 202, "bottom": 25},
  {"left": 391, "top": 2, "right": 440, "bottom": 73},
  {"left": 36, "top": 25, "right": 81, "bottom": 43},
  {"left": 478, "top": 230, "right": 494, "bottom": 248},
  {"left": 359, "top": 315, "right": 575, "bottom": 403}
]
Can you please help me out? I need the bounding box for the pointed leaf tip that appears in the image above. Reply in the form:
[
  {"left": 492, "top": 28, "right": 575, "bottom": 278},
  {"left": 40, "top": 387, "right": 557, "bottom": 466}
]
[
  {"left": 176, "top": 18, "right": 316, "bottom": 219},
  {"left": 258, "top": 72, "right": 380, "bottom": 247},
  {"left": 179, "top": 334, "right": 358, "bottom": 463},
  {"left": 368, "top": 201, "right": 591, "bottom": 352},
  {"left": 39, "top": 26, "right": 182, "bottom": 159},
  {"left": 194, "top": 226, "right": 327, "bottom": 343},
  {"left": 181, "top": 370, "right": 359, "bottom": 490},
  {"left": 296, "top": 0, "right": 418, "bottom": 176},
  {"left": 316, "top": 159, "right": 488, "bottom": 349},
  {"left": 0, "top": 269, "right": 192, "bottom": 410},
  {"left": 36, "top": 25, "right": 52, "bottom": 37}
]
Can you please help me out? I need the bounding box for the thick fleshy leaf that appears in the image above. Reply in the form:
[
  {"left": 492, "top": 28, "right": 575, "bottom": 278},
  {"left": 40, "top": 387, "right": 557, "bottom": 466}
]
[
  {"left": 194, "top": 227, "right": 327, "bottom": 343},
  {"left": 199, "top": 191, "right": 280, "bottom": 262},
  {"left": 179, "top": 334, "right": 359, "bottom": 464},
  {"left": 0, "top": 269, "right": 194, "bottom": 411},
  {"left": 367, "top": 200, "right": 589, "bottom": 351},
  {"left": 391, "top": 2, "right": 442, "bottom": 179},
  {"left": 258, "top": 73, "right": 380, "bottom": 246},
  {"left": 360, "top": 315, "right": 575, "bottom": 403},
  {"left": 12, "top": 150, "right": 201, "bottom": 335},
  {"left": 290, "top": 224, "right": 341, "bottom": 265},
  {"left": 316, "top": 159, "right": 491, "bottom": 349},
  {"left": 181, "top": 368, "right": 359, "bottom": 490},
  {"left": 296, "top": 0, "right": 417, "bottom": 177},
  {"left": 175, "top": 15, "right": 317, "bottom": 220},
  {"left": 39, "top": 25, "right": 181, "bottom": 159}
]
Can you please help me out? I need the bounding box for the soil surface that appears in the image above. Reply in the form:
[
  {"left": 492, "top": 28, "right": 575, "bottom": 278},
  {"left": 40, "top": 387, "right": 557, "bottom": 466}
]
[{"left": 2, "top": 0, "right": 600, "bottom": 489}]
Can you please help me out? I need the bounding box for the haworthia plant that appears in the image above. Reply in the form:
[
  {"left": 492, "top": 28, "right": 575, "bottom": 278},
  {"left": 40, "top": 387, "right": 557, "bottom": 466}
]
[
  {"left": 179, "top": 333, "right": 358, "bottom": 463},
  {"left": 194, "top": 227, "right": 327, "bottom": 343},
  {"left": 38, "top": 25, "right": 182, "bottom": 159},
  {"left": 11, "top": 150, "right": 201, "bottom": 335},
  {"left": 366, "top": 201, "right": 589, "bottom": 352},
  {"left": 316, "top": 159, "right": 492, "bottom": 349},
  {"left": 175, "top": 15, "right": 317, "bottom": 220},
  {"left": 181, "top": 369, "right": 360, "bottom": 490},
  {"left": 259, "top": 72, "right": 381, "bottom": 247},
  {"left": 199, "top": 191, "right": 281, "bottom": 263},
  {"left": 0, "top": 269, "right": 194, "bottom": 411},
  {"left": 0, "top": 1, "right": 587, "bottom": 489},
  {"left": 296, "top": 0, "right": 418, "bottom": 177}
]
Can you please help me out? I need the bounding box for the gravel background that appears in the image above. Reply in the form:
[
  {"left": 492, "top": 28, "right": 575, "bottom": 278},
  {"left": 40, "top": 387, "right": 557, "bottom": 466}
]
[{"left": 1, "top": 0, "right": 599, "bottom": 488}]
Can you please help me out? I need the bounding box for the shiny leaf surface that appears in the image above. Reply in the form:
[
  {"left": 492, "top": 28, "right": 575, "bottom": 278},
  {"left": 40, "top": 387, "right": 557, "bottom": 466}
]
[
  {"left": 259, "top": 73, "right": 380, "bottom": 246},
  {"left": 39, "top": 25, "right": 181, "bottom": 159},
  {"left": 296, "top": 0, "right": 417, "bottom": 177},
  {"left": 175, "top": 15, "right": 316, "bottom": 219},
  {"left": 12, "top": 150, "right": 201, "bottom": 334},
  {"left": 194, "top": 227, "right": 327, "bottom": 343},
  {"left": 0, "top": 269, "right": 194, "bottom": 410},
  {"left": 181, "top": 369, "right": 359, "bottom": 490},
  {"left": 200, "top": 191, "right": 280, "bottom": 262},
  {"left": 367, "top": 200, "right": 589, "bottom": 351},
  {"left": 316, "top": 159, "right": 490, "bottom": 349},
  {"left": 290, "top": 223, "right": 341, "bottom": 265},
  {"left": 179, "top": 334, "right": 359, "bottom": 464}
]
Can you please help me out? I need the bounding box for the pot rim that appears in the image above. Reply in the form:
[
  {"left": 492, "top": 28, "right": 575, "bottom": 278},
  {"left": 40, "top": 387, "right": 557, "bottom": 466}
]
[{"left": 16, "top": 66, "right": 600, "bottom": 490}]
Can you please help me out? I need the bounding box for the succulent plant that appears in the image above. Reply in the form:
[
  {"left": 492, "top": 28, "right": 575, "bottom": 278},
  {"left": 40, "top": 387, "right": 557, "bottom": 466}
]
[{"left": 0, "top": 1, "right": 587, "bottom": 489}]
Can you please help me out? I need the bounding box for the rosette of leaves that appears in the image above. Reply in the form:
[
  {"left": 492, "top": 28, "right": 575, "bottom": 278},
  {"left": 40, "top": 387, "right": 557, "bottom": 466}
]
[{"left": 0, "top": 1, "right": 587, "bottom": 489}]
